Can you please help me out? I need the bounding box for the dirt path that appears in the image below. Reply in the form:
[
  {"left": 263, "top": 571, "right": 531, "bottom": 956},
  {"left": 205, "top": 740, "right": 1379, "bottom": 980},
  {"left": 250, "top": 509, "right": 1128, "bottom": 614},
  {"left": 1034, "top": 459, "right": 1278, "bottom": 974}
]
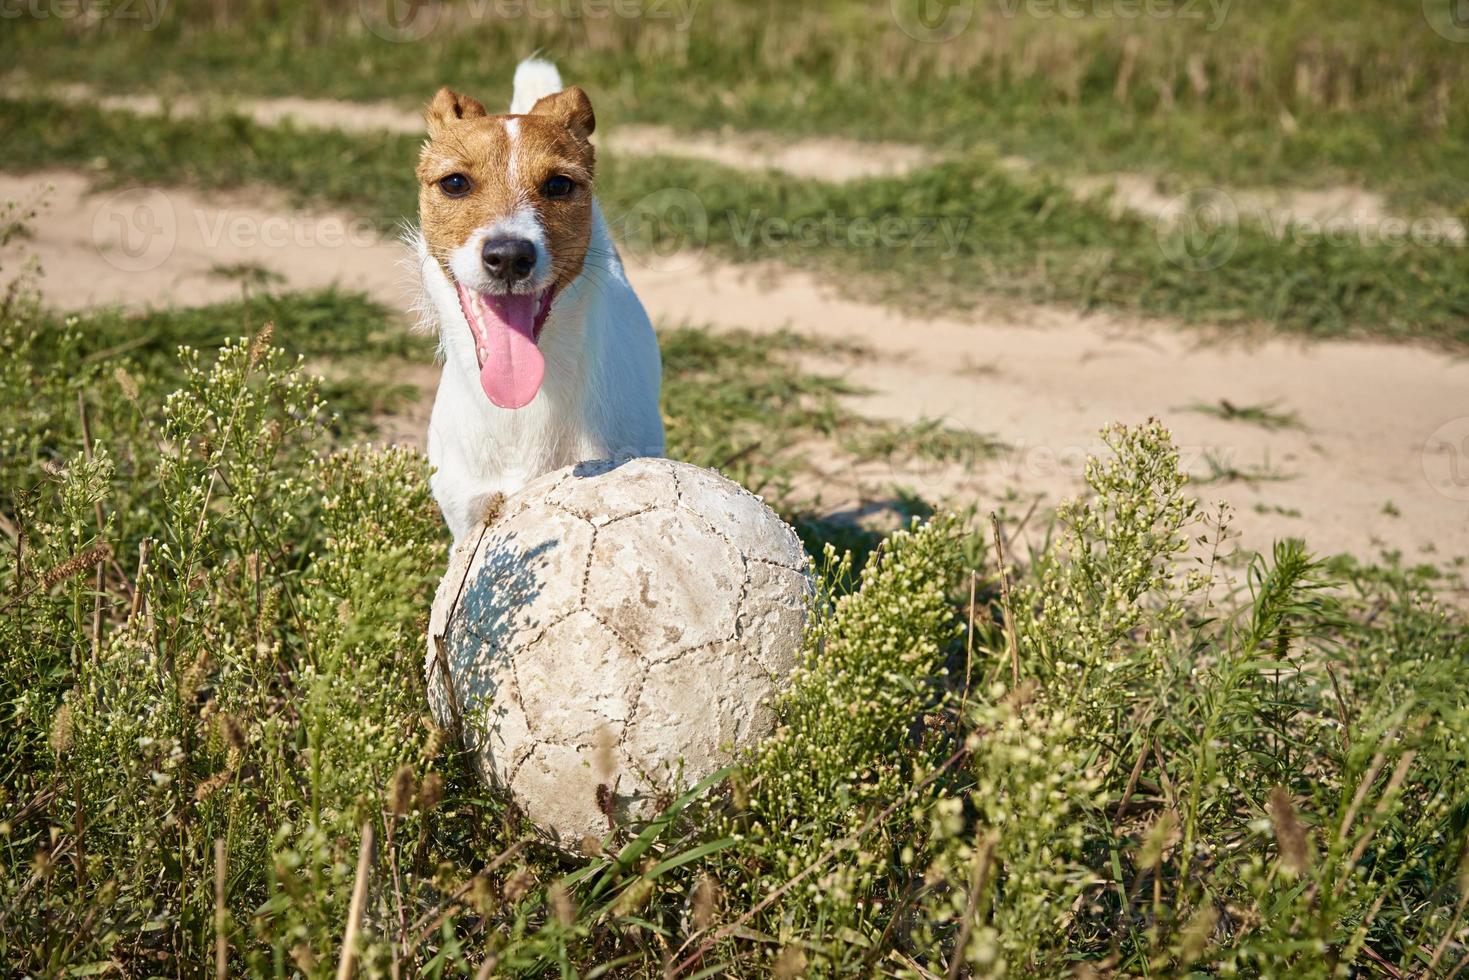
[
  {"left": 1055, "top": 171, "right": 1467, "bottom": 245},
  {"left": 22, "top": 81, "right": 1463, "bottom": 240},
  {"left": 6, "top": 169, "right": 1468, "bottom": 570},
  {"left": 31, "top": 83, "right": 934, "bottom": 183}
]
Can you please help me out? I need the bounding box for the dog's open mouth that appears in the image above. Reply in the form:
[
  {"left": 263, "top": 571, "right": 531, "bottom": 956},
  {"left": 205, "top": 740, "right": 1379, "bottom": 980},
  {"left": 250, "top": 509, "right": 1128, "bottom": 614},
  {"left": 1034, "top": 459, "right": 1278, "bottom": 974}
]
[{"left": 456, "top": 284, "right": 556, "bottom": 409}]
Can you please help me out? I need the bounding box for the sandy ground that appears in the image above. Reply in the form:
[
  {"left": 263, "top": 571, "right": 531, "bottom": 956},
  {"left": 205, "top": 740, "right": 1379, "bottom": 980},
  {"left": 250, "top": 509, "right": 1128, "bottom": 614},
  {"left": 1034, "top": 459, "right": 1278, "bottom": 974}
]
[
  {"left": 1058, "top": 171, "right": 1467, "bottom": 245},
  {"left": 29, "top": 83, "right": 934, "bottom": 183},
  {"left": 7, "top": 168, "right": 1467, "bottom": 572}
]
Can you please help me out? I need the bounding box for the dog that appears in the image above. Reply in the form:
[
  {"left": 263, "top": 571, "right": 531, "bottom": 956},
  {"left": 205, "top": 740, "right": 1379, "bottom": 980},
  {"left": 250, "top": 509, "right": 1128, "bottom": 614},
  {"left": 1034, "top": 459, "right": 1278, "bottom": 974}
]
[{"left": 409, "top": 58, "right": 665, "bottom": 543}]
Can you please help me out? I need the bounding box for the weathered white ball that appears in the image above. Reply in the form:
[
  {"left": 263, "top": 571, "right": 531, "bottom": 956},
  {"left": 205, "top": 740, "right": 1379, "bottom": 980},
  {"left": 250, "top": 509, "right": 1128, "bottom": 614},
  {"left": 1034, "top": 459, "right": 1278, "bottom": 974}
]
[{"left": 426, "top": 457, "right": 811, "bottom": 847}]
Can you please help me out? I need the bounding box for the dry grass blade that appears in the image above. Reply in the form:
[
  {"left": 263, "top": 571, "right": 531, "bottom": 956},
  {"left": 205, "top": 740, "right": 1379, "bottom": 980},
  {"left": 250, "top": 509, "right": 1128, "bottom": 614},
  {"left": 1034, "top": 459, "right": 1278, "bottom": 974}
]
[
  {"left": 127, "top": 538, "right": 149, "bottom": 626},
  {"left": 77, "top": 390, "right": 107, "bottom": 665},
  {"left": 336, "top": 823, "right": 374, "bottom": 980},
  {"left": 1426, "top": 842, "right": 1469, "bottom": 973},
  {"left": 990, "top": 513, "right": 1018, "bottom": 688},
  {"left": 214, "top": 838, "right": 228, "bottom": 980},
  {"left": 1343, "top": 750, "right": 1417, "bottom": 875},
  {"left": 946, "top": 831, "right": 998, "bottom": 980},
  {"left": 961, "top": 569, "right": 976, "bottom": 712},
  {"left": 1116, "top": 735, "right": 1153, "bottom": 815},
  {"left": 428, "top": 523, "right": 490, "bottom": 744},
  {"left": 1337, "top": 736, "right": 1393, "bottom": 845}
]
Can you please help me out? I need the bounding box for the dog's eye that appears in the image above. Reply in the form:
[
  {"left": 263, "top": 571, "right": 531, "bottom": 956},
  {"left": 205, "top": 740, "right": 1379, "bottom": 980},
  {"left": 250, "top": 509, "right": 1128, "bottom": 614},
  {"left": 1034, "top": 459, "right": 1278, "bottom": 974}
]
[
  {"left": 438, "top": 173, "right": 472, "bottom": 197},
  {"left": 542, "top": 175, "right": 575, "bottom": 198}
]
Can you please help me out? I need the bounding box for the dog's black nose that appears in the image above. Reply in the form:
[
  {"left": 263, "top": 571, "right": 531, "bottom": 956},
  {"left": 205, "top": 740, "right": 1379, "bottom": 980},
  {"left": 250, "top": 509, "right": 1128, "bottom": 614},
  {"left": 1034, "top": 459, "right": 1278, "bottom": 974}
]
[{"left": 482, "top": 237, "right": 537, "bottom": 283}]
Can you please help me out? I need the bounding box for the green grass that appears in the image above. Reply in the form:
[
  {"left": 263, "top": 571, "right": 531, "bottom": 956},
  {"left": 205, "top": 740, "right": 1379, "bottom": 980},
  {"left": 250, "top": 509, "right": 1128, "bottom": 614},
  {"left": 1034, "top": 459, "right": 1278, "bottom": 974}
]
[
  {"left": 659, "top": 325, "right": 997, "bottom": 502},
  {"left": 5, "top": 96, "right": 1469, "bottom": 347},
  {"left": 1185, "top": 398, "right": 1305, "bottom": 431},
  {"left": 0, "top": 287, "right": 427, "bottom": 459},
  {"left": 4, "top": 0, "right": 1467, "bottom": 211},
  {"left": 1195, "top": 449, "right": 1296, "bottom": 486},
  {"left": 5, "top": 291, "right": 1468, "bottom": 973},
  {"left": 658, "top": 325, "right": 998, "bottom": 566}
]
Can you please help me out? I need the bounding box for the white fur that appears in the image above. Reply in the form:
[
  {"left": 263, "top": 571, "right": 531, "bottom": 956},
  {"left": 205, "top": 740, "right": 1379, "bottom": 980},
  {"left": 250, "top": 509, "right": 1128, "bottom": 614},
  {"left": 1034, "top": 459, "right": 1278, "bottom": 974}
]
[
  {"left": 504, "top": 117, "right": 520, "bottom": 181},
  {"left": 509, "top": 58, "right": 565, "bottom": 114},
  {"left": 447, "top": 205, "right": 550, "bottom": 293},
  {"left": 411, "top": 59, "right": 665, "bottom": 543}
]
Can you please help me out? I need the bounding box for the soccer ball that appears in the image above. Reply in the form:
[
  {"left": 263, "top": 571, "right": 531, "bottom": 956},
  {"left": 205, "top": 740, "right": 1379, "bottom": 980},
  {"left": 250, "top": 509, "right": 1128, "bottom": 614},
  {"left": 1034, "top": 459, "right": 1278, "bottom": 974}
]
[{"left": 426, "top": 457, "right": 811, "bottom": 847}]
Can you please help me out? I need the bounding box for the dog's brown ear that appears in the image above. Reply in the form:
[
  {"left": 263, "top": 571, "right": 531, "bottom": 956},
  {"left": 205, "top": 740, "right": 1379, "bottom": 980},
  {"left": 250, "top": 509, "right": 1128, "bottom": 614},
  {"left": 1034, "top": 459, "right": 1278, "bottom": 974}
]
[
  {"left": 530, "top": 86, "right": 595, "bottom": 141},
  {"left": 425, "top": 87, "right": 488, "bottom": 137}
]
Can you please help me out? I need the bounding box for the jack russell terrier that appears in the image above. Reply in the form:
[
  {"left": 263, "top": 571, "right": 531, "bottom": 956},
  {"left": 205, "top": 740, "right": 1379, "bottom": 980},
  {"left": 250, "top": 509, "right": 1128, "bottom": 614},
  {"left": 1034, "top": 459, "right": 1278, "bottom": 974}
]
[{"left": 409, "top": 58, "right": 665, "bottom": 543}]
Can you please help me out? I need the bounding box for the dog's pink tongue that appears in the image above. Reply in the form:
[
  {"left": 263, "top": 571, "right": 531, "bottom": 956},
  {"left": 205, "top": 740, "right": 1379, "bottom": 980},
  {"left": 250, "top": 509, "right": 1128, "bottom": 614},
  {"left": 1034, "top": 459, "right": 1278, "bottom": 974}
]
[{"left": 457, "top": 286, "right": 545, "bottom": 409}]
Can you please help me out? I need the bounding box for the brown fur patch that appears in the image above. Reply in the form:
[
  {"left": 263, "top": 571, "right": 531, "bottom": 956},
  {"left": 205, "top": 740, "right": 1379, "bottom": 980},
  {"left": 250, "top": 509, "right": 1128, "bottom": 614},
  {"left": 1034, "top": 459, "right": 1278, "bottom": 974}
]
[
  {"left": 417, "top": 86, "right": 597, "bottom": 294},
  {"left": 530, "top": 87, "right": 595, "bottom": 141},
  {"left": 426, "top": 87, "right": 488, "bottom": 134}
]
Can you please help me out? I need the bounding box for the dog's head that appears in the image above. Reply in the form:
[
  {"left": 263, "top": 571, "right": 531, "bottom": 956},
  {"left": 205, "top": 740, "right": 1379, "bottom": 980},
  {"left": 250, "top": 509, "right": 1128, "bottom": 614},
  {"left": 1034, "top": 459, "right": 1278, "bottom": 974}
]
[{"left": 417, "top": 84, "right": 596, "bottom": 409}]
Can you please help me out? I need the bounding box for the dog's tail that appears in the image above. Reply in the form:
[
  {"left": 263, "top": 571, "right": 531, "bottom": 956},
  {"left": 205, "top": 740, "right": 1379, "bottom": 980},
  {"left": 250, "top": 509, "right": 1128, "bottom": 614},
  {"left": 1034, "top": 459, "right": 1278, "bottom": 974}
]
[{"left": 510, "top": 57, "right": 563, "bottom": 114}]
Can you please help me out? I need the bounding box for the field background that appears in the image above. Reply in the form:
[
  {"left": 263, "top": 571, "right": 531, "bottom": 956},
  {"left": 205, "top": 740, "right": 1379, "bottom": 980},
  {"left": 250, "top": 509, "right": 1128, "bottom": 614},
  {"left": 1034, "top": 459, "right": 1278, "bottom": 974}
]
[{"left": 2, "top": 1, "right": 1468, "bottom": 976}]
